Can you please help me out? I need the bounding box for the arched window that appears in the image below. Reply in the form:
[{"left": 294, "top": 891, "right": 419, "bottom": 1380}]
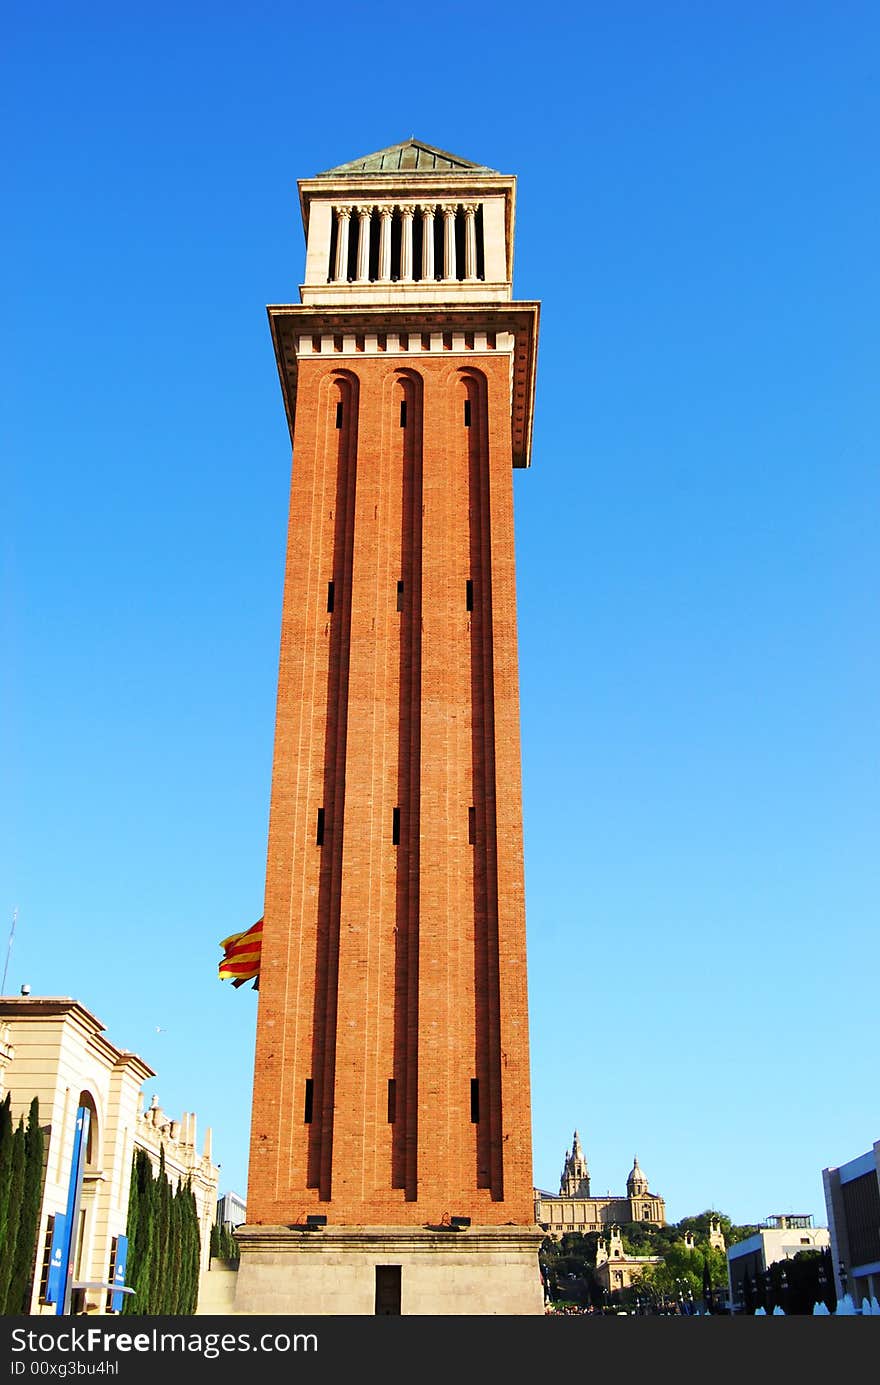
[{"left": 77, "top": 1091, "right": 99, "bottom": 1170}]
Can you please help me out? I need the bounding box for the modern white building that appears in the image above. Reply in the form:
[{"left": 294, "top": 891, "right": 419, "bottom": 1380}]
[
  {"left": 823, "top": 1141, "right": 880, "bottom": 1306},
  {"left": 727, "top": 1215, "right": 830, "bottom": 1310},
  {"left": 217, "top": 1190, "right": 247, "bottom": 1229}
]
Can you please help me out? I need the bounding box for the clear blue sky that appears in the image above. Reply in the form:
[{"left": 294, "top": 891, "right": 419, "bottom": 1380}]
[{"left": 4, "top": 1, "right": 878, "bottom": 1229}]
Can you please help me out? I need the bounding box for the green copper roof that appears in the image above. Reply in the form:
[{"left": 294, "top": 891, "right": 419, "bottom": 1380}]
[{"left": 316, "top": 138, "right": 496, "bottom": 176}]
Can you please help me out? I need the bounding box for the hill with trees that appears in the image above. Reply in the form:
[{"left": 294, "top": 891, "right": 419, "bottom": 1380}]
[{"left": 541, "top": 1209, "right": 760, "bottom": 1313}]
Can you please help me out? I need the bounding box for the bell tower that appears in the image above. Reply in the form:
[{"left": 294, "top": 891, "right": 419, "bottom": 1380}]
[
  {"left": 560, "top": 1130, "right": 591, "bottom": 1198},
  {"left": 234, "top": 139, "right": 542, "bottom": 1315}
]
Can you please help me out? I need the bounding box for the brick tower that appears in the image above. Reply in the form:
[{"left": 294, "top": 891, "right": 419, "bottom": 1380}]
[{"left": 234, "top": 139, "right": 542, "bottom": 1315}]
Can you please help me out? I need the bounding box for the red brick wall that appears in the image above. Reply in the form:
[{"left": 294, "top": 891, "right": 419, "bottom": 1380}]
[{"left": 247, "top": 351, "right": 534, "bottom": 1227}]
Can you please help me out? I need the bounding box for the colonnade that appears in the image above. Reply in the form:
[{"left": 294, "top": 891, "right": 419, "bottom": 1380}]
[{"left": 330, "top": 202, "right": 482, "bottom": 283}]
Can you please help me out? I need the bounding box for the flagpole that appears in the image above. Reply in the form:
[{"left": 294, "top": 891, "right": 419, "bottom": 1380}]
[{"left": 1, "top": 907, "right": 18, "bottom": 995}]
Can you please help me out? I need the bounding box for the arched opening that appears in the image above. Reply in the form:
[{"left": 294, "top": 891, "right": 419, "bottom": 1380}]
[{"left": 77, "top": 1090, "right": 99, "bottom": 1170}]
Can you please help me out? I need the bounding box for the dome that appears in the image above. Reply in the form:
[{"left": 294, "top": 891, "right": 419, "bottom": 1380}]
[{"left": 627, "top": 1155, "right": 649, "bottom": 1195}]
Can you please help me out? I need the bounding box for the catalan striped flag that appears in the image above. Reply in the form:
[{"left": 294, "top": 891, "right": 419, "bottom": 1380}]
[{"left": 218, "top": 918, "right": 263, "bottom": 989}]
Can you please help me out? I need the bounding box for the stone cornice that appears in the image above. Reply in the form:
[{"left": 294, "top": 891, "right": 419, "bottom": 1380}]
[
  {"left": 236, "top": 1223, "right": 546, "bottom": 1252},
  {"left": 299, "top": 172, "right": 515, "bottom": 226},
  {"left": 267, "top": 301, "right": 540, "bottom": 469},
  {"left": 0, "top": 997, "right": 155, "bottom": 1080}
]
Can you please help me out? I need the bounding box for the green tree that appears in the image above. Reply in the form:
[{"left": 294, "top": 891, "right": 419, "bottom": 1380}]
[
  {"left": 6, "top": 1099, "right": 45, "bottom": 1314},
  {"left": 542, "top": 1209, "right": 757, "bottom": 1314},
  {"left": 0, "top": 1117, "right": 27, "bottom": 1312},
  {"left": 538, "top": 1233, "right": 596, "bottom": 1307},
  {"left": 765, "top": 1250, "right": 832, "bottom": 1315},
  {"left": 743, "top": 1269, "right": 755, "bottom": 1314},
  {"left": 184, "top": 1183, "right": 202, "bottom": 1311},
  {"left": 123, "top": 1149, "right": 156, "bottom": 1315},
  {"left": 121, "top": 1148, "right": 202, "bottom": 1315},
  {"left": 0, "top": 1094, "right": 15, "bottom": 1277},
  {"left": 149, "top": 1148, "right": 171, "bottom": 1313},
  {"left": 675, "top": 1209, "right": 760, "bottom": 1248}
]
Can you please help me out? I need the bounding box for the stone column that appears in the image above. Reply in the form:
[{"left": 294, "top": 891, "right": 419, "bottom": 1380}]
[
  {"left": 334, "top": 206, "right": 351, "bottom": 282},
  {"left": 378, "top": 205, "right": 393, "bottom": 281},
  {"left": 463, "top": 202, "right": 478, "bottom": 281},
  {"left": 442, "top": 203, "right": 457, "bottom": 281},
  {"left": 355, "top": 205, "right": 372, "bottom": 282},
  {"left": 399, "top": 205, "right": 415, "bottom": 282},
  {"left": 421, "top": 204, "right": 435, "bottom": 281}
]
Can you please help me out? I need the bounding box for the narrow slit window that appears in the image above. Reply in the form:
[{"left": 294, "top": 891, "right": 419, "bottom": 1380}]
[
  {"left": 392, "top": 806, "right": 401, "bottom": 845},
  {"left": 470, "top": 1078, "right": 480, "bottom": 1123},
  {"left": 399, "top": 400, "right": 407, "bottom": 427},
  {"left": 105, "top": 1237, "right": 119, "bottom": 1312},
  {"left": 304, "top": 1079, "right": 314, "bottom": 1124},
  {"left": 335, "top": 401, "right": 343, "bottom": 428},
  {"left": 38, "top": 1217, "right": 56, "bottom": 1303},
  {"left": 316, "top": 808, "right": 325, "bottom": 846},
  {"left": 464, "top": 398, "right": 471, "bottom": 427},
  {"left": 396, "top": 580, "right": 404, "bottom": 611},
  {"left": 468, "top": 806, "right": 476, "bottom": 844},
  {"left": 327, "top": 580, "right": 335, "bottom": 613},
  {"left": 387, "top": 1079, "right": 397, "bottom": 1124},
  {"left": 466, "top": 579, "right": 473, "bottom": 611}
]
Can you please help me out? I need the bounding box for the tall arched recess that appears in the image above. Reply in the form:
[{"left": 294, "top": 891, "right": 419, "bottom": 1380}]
[{"left": 389, "top": 367, "right": 423, "bottom": 1200}]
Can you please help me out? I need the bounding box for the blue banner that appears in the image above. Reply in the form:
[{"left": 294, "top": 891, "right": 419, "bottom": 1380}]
[
  {"left": 44, "top": 1213, "right": 68, "bottom": 1305},
  {"left": 110, "top": 1234, "right": 128, "bottom": 1313},
  {"left": 56, "top": 1105, "right": 90, "bottom": 1316}
]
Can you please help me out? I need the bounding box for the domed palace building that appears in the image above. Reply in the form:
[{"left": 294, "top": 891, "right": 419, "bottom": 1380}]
[{"left": 534, "top": 1131, "right": 666, "bottom": 1239}]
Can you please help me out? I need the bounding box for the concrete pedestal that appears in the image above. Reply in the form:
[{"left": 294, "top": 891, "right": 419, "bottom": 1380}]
[{"left": 233, "top": 1223, "right": 546, "bottom": 1316}]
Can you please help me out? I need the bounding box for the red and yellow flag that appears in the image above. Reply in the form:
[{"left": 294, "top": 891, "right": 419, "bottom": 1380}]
[{"left": 218, "top": 918, "right": 263, "bottom": 989}]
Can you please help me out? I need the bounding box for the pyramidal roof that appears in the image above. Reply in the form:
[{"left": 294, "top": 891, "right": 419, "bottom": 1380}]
[{"left": 316, "top": 138, "right": 497, "bottom": 177}]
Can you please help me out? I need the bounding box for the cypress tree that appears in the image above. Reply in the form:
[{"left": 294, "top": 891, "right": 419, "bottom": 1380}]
[
  {"left": 121, "top": 1149, "right": 203, "bottom": 1316},
  {"left": 121, "top": 1149, "right": 142, "bottom": 1315},
  {"left": 6, "top": 1098, "right": 45, "bottom": 1315},
  {"left": 150, "top": 1149, "right": 171, "bottom": 1314},
  {"left": 0, "top": 1094, "right": 14, "bottom": 1274},
  {"left": 173, "top": 1188, "right": 186, "bottom": 1314},
  {"left": 186, "top": 1184, "right": 201, "bottom": 1313},
  {"left": 183, "top": 1185, "right": 198, "bottom": 1314},
  {"left": 123, "top": 1149, "right": 156, "bottom": 1316},
  {"left": 168, "top": 1183, "right": 183, "bottom": 1314},
  {"left": 145, "top": 1151, "right": 161, "bottom": 1313},
  {"left": 743, "top": 1270, "right": 755, "bottom": 1314},
  {"left": 0, "top": 1117, "right": 27, "bottom": 1312}
]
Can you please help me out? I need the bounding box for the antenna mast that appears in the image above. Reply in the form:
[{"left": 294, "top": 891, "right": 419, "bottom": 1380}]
[{"left": 2, "top": 908, "right": 19, "bottom": 994}]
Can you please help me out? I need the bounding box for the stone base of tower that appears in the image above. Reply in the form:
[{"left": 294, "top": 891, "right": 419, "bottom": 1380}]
[{"left": 232, "top": 1224, "right": 546, "bottom": 1315}]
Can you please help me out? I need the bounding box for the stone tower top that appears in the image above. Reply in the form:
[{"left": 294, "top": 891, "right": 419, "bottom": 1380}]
[
  {"left": 296, "top": 137, "right": 517, "bottom": 308},
  {"left": 560, "top": 1128, "right": 591, "bottom": 1198},
  {"left": 627, "top": 1156, "right": 649, "bottom": 1197},
  {"left": 708, "top": 1216, "right": 726, "bottom": 1251}
]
